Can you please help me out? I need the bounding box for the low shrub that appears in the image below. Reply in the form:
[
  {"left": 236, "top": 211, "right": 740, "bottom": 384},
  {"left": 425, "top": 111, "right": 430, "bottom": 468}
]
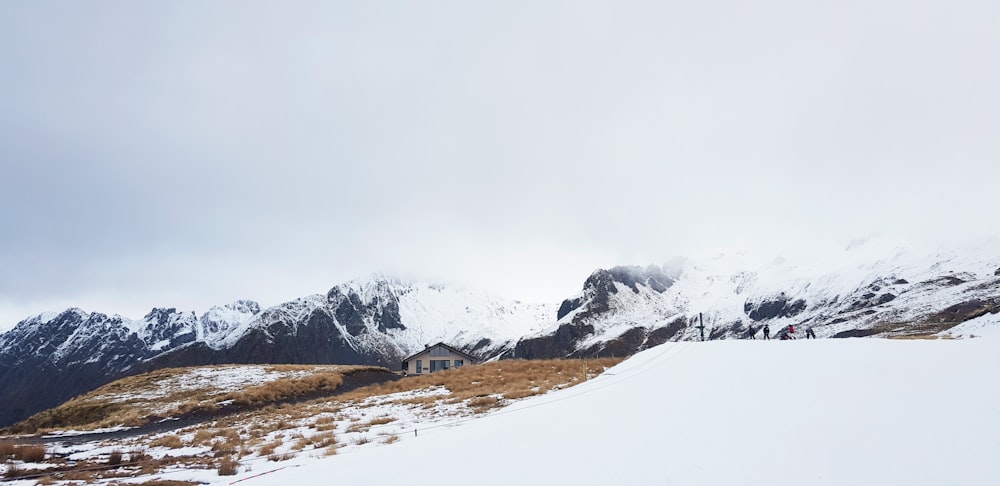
[
  {"left": 258, "top": 440, "right": 282, "bottom": 456},
  {"left": 107, "top": 450, "right": 123, "bottom": 465},
  {"left": 128, "top": 447, "right": 150, "bottom": 463},
  {"left": 151, "top": 435, "right": 183, "bottom": 449},
  {"left": 468, "top": 396, "right": 503, "bottom": 412},
  {"left": 17, "top": 445, "right": 46, "bottom": 462},
  {"left": 267, "top": 452, "right": 294, "bottom": 462},
  {"left": 217, "top": 456, "right": 239, "bottom": 476},
  {"left": 0, "top": 440, "right": 16, "bottom": 459}
]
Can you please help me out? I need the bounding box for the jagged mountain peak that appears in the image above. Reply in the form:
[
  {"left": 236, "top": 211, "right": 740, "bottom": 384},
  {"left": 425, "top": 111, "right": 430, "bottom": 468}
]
[{"left": 584, "top": 264, "right": 679, "bottom": 295}]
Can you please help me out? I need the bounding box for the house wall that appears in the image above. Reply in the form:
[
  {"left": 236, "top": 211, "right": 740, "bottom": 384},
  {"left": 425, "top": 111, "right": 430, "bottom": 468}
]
[{"left": 404, "top": 346, "right": 472, "bottom": 375}]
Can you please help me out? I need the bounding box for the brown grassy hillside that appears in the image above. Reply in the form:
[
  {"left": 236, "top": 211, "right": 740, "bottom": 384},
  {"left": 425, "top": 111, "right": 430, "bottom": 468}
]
[{"left": 6, "top": 364, "right": 386, "bottom": 434}]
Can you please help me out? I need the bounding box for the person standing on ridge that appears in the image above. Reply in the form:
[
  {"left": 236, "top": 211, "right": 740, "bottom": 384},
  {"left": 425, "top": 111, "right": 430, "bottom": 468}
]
[
  {"left": 763, "top": 324, "right": 770, "bottom": 340},
  {"left": 747, "top": 323, "right": 755, "bottom": 339},
  {"left": 806, "top": 327, "right": 816, "bottom": 339}
]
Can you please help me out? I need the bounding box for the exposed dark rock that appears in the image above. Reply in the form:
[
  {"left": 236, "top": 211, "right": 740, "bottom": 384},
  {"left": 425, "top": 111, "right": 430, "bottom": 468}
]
[
  {"left": 574, "top": 320, "right": 692, "bottom": 357},
  {"left": 331, "top": 291, "right": 367, "bottom": 336},
  {"left": 138, "top": 311, "right": 378, "bottom": 371},
  {"left": 467, "top": 338, "right": 494, "bottom": 355},
  {"left": 744, "top": 295, "right": 807, "bottom": 321},
  {"left": 921, "top": 276, "right": 967, "bottom": 287},
  {"left": 581, "top": 327, "right": 647, "bottom": 358},
  {"left": 894, "top": 279, "right": 909, "bottom": 285},
  {"left": 995, "top": 268, "right": 1000, "bottom": 276},
  {"left": 557, "top": 298, "right": 583, "bottom": 320},
  {"left": 831, "top": 328, "right": 883, "bottom": 338},
  {"left": 925, "top": 299, "right": 999, "bottom": 325},
  {"left": 646, "top": 318, "right": 687, "bottom": 347},
  {"left": 507, "top": 323, "right": 595, "bottom": 360},
  {"left": 374, "top": 299, "right": 404, "bottom": 333},
  {"left": 877, "top": 293, "right": 897, "bottom": 305}
]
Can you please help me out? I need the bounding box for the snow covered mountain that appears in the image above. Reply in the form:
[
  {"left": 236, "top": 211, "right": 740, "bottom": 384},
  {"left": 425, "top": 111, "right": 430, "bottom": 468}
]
[
  {"left": 1, "top": 239, "right": 998, "bottom": 428},
  {"left": 508, "top": 239, "right": 1000, "bottom": 359},
  {"left": 0, "top": 279, "right": 551, "bottom": 427},
  {"left": 137, "top": 277, "right": 553, "bottom": 373},
  {"left": 0, "top": 301, "right": 262, "bottom": 427}
]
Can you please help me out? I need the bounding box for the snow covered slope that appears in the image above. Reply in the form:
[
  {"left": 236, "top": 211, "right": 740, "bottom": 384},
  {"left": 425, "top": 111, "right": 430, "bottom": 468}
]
[{"left": 248, "top": 337, "right": 1000, "bottom": 486}]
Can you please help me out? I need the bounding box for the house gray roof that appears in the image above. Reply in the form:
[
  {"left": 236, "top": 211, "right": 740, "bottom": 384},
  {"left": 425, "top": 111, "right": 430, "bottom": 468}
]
[{"left": 402, "top": 342, "right": 478, "bottom": 363}]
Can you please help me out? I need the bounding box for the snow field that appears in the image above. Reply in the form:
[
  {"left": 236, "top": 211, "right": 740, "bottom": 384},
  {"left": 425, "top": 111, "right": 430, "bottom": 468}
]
[{"left": 245, "top": 337, "right": 1000, "bottom": 486}]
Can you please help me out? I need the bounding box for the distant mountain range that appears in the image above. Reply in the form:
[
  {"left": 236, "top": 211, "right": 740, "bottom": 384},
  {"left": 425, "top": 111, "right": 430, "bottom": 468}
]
[{"left": 2, "top": 240, "right": 998, "bottom": 427}]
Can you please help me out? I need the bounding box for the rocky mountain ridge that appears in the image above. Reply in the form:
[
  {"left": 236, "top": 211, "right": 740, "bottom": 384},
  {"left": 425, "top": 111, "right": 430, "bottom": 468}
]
[
  {"left": 509, "top": 242, "right": 1000, "bottom": 359},
  {"left": 2, "top": 241, "right": 999, "bottom": 428},
  {"left": 0, "top": 280, "right": 551, "bottom": 427}
]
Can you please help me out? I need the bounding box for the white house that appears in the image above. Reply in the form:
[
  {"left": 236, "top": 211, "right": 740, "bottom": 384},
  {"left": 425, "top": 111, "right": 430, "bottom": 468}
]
[{"left": 401, "top": 343, "right": 478, "bottom": 375}]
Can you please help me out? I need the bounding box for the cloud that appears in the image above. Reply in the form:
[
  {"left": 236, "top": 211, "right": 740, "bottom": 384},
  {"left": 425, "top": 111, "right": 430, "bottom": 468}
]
[{"left": 1, "top": 0, "right": 997, "bottom": 330}]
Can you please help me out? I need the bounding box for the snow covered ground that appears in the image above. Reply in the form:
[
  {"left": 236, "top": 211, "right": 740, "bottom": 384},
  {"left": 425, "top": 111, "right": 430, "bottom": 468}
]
[
  {"left": 232, "top": 336, "right": 1000, "bottom": 486},
  {"left": 4, "top": 336, "right": 997, "bottom": 485}
]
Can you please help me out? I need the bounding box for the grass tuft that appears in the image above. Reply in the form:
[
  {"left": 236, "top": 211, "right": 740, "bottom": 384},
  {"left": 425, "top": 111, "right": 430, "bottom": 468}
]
[
  {"left": 217, "top": 456, "right": 239, "bottom": 476},
  {"left": 151, "top": 435, "right": 183, "bottom": 449},
  {"left": 107, "top": 450, "right": 123, "bottom": 465}
]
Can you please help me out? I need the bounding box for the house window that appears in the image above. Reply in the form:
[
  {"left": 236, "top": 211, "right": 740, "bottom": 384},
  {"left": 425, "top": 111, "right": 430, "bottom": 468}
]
[
  {"left": 430, "top": 360, "right": 450, "bottom": 372},
  {"left": 430, "top": 346, "right": 449, "bottom": 357},
  {"left": 416, "top": 360, "right": 422, "bottom": 374},
  {"left": 454, "top": 360, "right": 463, "bottom": 368}
]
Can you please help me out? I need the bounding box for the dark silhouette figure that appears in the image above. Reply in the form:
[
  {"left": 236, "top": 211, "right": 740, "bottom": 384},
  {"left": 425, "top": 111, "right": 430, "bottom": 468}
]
[
  {"left": 747, "top": 324, "right": 755, "bottom": 339},
  {"left": 763, "top": 324, "right": 770, "bottom": 340},
  {"left": 806, "top": 327, "right": 816, "bottom": 339}
]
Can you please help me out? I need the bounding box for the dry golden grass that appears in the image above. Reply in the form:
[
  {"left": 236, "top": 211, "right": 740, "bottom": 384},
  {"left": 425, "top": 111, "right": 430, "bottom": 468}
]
[
  {"left": 389, "top": 395, "right": 440, "bottom": 406},
  {"left": 136, "top": 481, "right": 203, "bottom": 486},
  {"left": 0, "top": 443, "right": 47, "bottom": 462},
  {"left": 210, "top": 436, "right": 242, "bottom": 457},
  {"left": 886, "top": 334, "right": 955, "bottom": 340},
  {"left": 35, "top": 475, "right": 57, "bottom": 485},
  {"left": 218, "top": 366, "right": 382, "bottom": 407},
  {"left": 191, "top": 429, "right": 214, "bottom": 445},
  {"left": 292, "top": 438, "right": 310, "bottom": 451},
  {"left": 6, "top": 364, "right": 386, "bottom": 434},
  {"left": 502, "top": 388, "right": 542, "bottom": 400},
  {"left": 3, "top": 358, "right": 620, "bottom": 483},
  {"left": 268, "top": 452, "right": 295, "bottom": 462},
  {"left": 258, "top": 440, "right": 282, "bottom": 456},
  {"left": 312, "top": 432, "right": 337, "bottom": 449},
  {"left": 150, "top": 435, "right": 183, "bottom": 449},
  {"left": 217, "top": 456, "right": 239, "bottom": 476},
  {"left": 128, "top": 447, "right": 151, "bottom": 463},
  {"left": 0, "top": 440, "right": 15, "bottom": 459},
  {"left": 338, "top": 358, "right": 621, "bottom": 409},
  {"left": 366, "top": 416, "right": 397, "bottom": 426},
  {"left": 314, "top": 415, "right": 336, "bottom": 425},
  {"left": 467, "top": 396, "right": 503, "bottom": 412},
  {"left": 107, "top": 450, "right": 123, "bottom": 465}
]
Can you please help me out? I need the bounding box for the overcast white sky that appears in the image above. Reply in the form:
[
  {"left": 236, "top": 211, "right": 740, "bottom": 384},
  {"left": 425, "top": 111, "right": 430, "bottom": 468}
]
[{"left": 1, "top": 0, "right": 998, "bottom": 330}]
